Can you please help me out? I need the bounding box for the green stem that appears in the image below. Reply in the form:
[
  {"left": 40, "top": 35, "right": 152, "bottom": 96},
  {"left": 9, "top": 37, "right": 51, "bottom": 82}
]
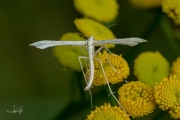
[
  {"left": 160, "top": 15, "right": 180, "bottom": 56},
  {"left": 70, "top": 71, "right": 85, "bottom": 101},
  {"left": 125, "top": 8, "right": 163, "bottom": 61}
]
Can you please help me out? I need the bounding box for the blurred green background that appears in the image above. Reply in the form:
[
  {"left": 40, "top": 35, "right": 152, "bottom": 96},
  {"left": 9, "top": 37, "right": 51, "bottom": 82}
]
[{"left": 0, "top": 0, "right": 179, "bottom": 120}]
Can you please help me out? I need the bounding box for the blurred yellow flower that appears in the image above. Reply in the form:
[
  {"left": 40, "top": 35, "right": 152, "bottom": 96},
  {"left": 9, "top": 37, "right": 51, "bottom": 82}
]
[
  {"left": 162, "top": 0, "right": 180, "bottom": 25},
  {"left": 73, "top": 0, "right": 119, "bottom": 23},
  {"left": 52, "top": 33, "right": 87, "bottom": 71},
  {"left": 118, "top": 81, "right": 156, "bottom": 118},
  {"left": 74, "top": 18, "right": 115, "bottom": 48},
  {"left": 154, "top": 75, "right": 180, "bottom": 119},
  {"left": 129, "top": 0, "right": 163, "bottom": 9},
  {"left": 134, "top": 51, "right": 170, "bottom": 87},
  {"left": 86, "top": 103, "right": 130, "bottom": 120},
  {"left": 171, "top": 57, "right": 180, "bottom": 78},
  {"left": 86, "top": 51, "right": 129, "bottom": 86}
]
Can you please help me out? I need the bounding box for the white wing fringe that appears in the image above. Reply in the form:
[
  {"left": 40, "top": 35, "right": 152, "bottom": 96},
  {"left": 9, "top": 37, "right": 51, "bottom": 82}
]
[
  {"left": 95, "top": 38, "right": 147, "bottom": 46},
  {"left": 29, "top": 40, "right": 60, "bottom": 49},
  {"left": 30, "top": 40, "right": 86, "bottom": 49},
  {"left": 126, "top": 38, "right": 147, "bottom": 46}
]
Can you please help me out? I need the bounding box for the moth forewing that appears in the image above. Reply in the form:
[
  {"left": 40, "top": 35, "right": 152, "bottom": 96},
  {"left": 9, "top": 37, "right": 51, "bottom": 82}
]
[
  {"left": 94, "top": 38, "right": 147, "bottom": 46},
  {"left": 29, "top": 40, "right": 86, "bottom": 49}
]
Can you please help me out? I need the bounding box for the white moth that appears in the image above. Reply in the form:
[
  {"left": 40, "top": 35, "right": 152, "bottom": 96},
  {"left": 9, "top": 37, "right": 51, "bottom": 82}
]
[
  {"left": 30, "top": 35, "right": 147, "bottom": 112},
  {"left": 30, "top": 35, "right": 147, "bottom": 91}
]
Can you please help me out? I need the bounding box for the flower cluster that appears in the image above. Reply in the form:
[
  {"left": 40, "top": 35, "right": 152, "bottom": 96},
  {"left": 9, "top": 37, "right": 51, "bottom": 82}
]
[
  {"left": 162, "top": 0, "right": 180, "bottom": 25},
  {"left": 86, "top": 51, "right": 129, "bottom": 86},
  {"left": 73, "top": 0, "right": 119, "bottom": 23},
  {"left": 118, "top": 81, "right": 156, "bottom": 118},
  {"left": 154, "top": 75, "right": 180, "bottom": 119},
  {"left": 53, "top": 0, "right": 180, "bottom": 119},
  {"left": 134, "top": 51, "right": 170, "bottom": 87},
  {"left": 86, "top": 103, "right": 130, "bottom": 120}
]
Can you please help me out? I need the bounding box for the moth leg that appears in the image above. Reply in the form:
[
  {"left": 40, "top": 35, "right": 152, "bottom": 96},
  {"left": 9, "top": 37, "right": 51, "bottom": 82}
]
[
  {"left": 104, "top": 46, "right": 128, "bottom": 83},
  {"left": 94, "top": 57, "right": 127, "bottom": 115},
  {"left": 79, "top": 56, "right": 93, "bottom": 108}
]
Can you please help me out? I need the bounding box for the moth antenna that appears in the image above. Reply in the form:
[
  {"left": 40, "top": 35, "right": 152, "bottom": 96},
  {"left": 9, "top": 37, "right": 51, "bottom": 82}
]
[
  {"left": 77, "top": 32, "right": 89, "bottom": 38},
  {"left": 94, "top": 24, "right": 116, "bottom": 37}
]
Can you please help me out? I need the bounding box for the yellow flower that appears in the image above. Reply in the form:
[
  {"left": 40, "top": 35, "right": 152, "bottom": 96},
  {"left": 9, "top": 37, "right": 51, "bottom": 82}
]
[
  {"left": 86, "top": 103, "right": 130, "bottom": 120},
  {"left": 118, "top": 81, "right": 156, "bottom": 118},
  {"left": 134, "top": 51, "right": 170, "bottom": 87},
  {"left": 73, "top": 0, "right": 119, "bottom": 23},
  {"left": 162, "top": 0, "right": 180, "bottom": 25},
  {"left": 171, "top": 57, "right": 180, "bottom": 78},
  {"left": 74, "top": 18, "right": 115, "bottom": 48},
  {"left": 52, "top": 33, "right": 87, "bottom": 71},
  {"left": 129, "top": 0, "right": 163, "bottom": 9},
  {"left": 86, "top": 51, "right": 129, "bottom": 86},
  {"left": 154, "top": 75, "right": 180, "bottom": 119}
]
